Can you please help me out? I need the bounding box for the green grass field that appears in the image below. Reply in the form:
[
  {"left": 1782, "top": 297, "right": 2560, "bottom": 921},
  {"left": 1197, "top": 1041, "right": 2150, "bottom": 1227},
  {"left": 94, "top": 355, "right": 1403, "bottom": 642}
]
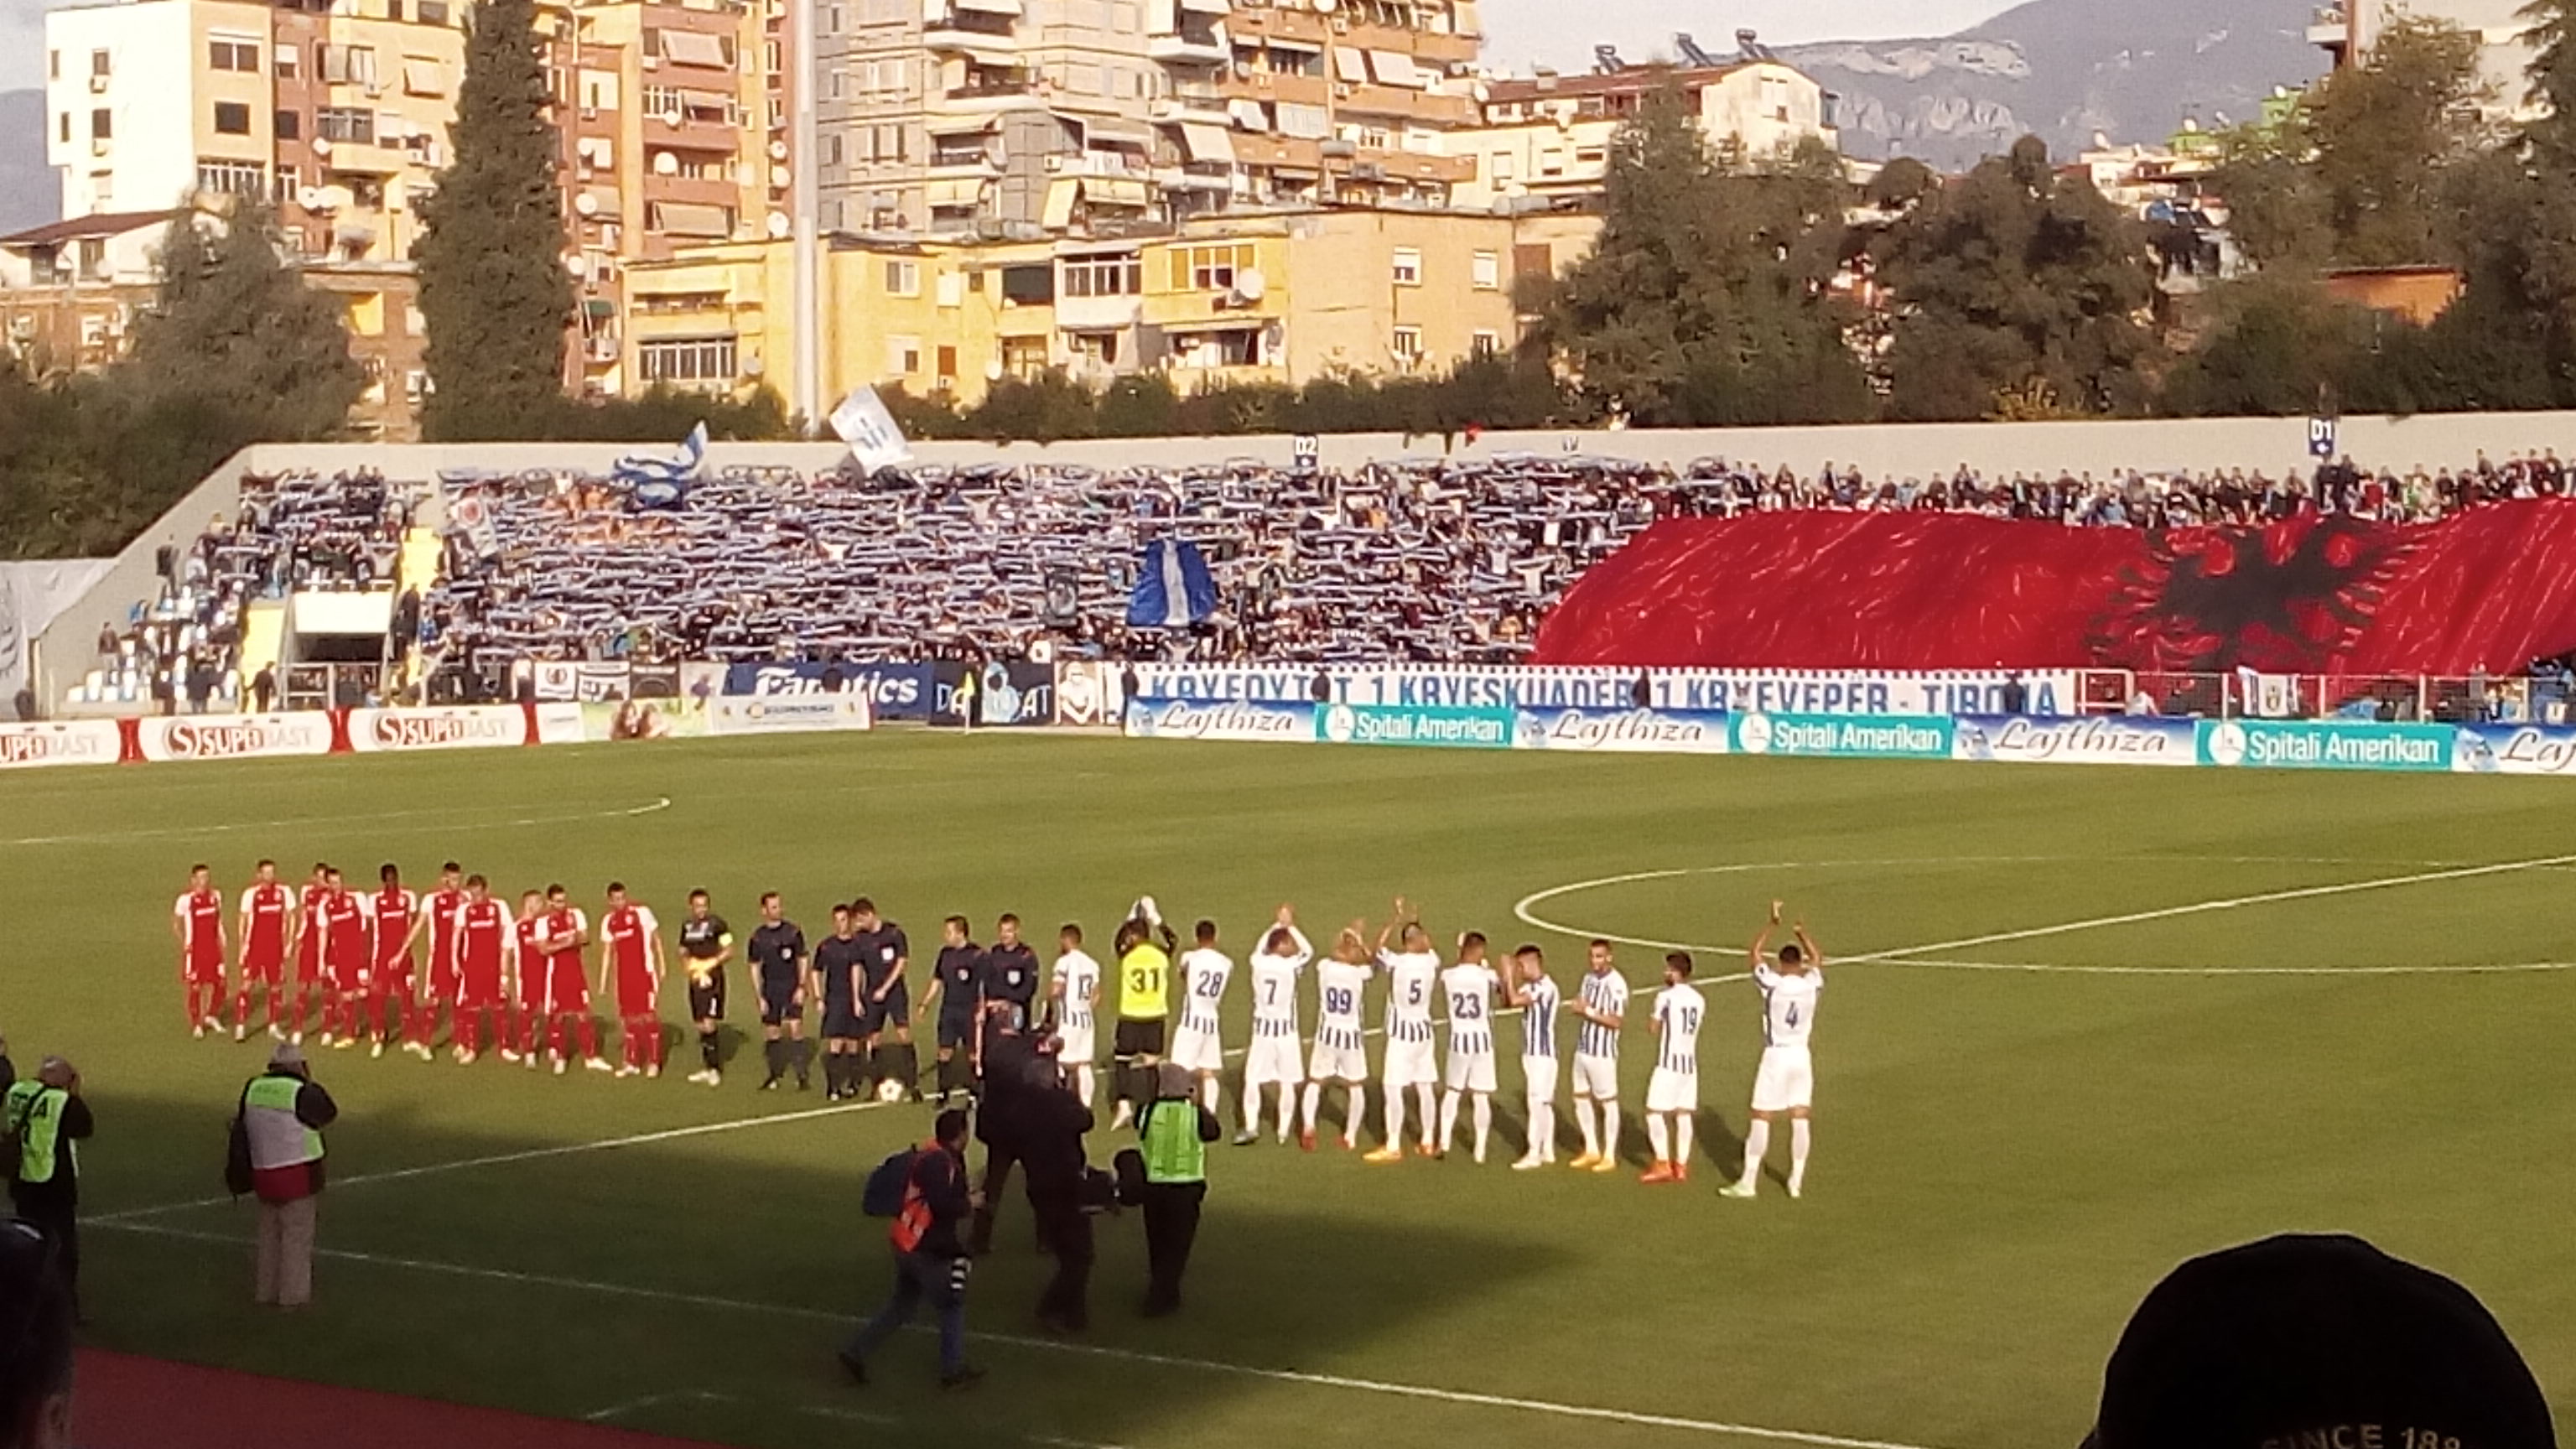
[{"left": 10, "top": 731, "right": 2574, "bottom": 1449}]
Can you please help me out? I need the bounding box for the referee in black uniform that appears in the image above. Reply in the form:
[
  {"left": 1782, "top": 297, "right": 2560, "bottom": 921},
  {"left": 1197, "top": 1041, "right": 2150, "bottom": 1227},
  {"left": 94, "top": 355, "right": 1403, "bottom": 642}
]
[
  {"left": 983, "top": 914, "right": 1042, "bottom": 1037},
  {"left": 678, "top": 889, "right": 733, "bottom": 1086},
  {"left": 852, "top": 899, "right": 917, "bottom": 1099},
  {"left": 815, "top": 904, "right": 870, "bottom": 1100},
  {"left": 748, "top": 892, "right": 812, "bottom": 1091},
  {"left": 926, "top": 917, "right": 985, "bottom": 1108}
]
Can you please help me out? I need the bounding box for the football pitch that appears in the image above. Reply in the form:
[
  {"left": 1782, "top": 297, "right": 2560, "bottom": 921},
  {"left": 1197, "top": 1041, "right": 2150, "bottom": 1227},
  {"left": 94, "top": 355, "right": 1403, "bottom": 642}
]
[{"left": 9, "top": 731, "right": 2574, "bottom": 1449}]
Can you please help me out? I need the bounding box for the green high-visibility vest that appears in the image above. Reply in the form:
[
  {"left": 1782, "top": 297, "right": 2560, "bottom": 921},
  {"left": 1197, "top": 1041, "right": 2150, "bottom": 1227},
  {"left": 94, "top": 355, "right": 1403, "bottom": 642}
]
[
  {"left": 1139, "top": 1099, "right": 1205, "bottom": 1185},
  {"left": 4, "top": 1083, "right": 68, "bottom": 1184},
  {"left": 244, "top": 1075, "right": 325, "bottom": 1169}
]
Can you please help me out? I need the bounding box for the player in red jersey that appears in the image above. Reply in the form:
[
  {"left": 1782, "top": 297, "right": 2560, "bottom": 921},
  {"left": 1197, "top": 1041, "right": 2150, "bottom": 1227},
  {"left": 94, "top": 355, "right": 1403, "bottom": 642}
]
[
  {"left": 321, "top": 866, "right": 371, "bottom": 1050},
  {"left": 449, "top": 875, "right": 512, "bottom": 1063},
  {"left": 537, "top": 884, "right": 604, "bottom": 1075},
  {"left": 234, "top": 859, "right": 295, "bottom": 1042},
  {"left": 368, "top": 863, "right": 420, "bottom": 1060},
  {"left": 173, "top": 864, "right": 226, "bottom": 1036},
  {"left": 288, "top": 862, "right": 330, "bottom": 1044},
  {"left": 599, "top": 883, "right": 666, "bottom": 1078},
  {"left": 508, "top": 891, "right": 548, "bottom": 1066},
  {"left": 404, "top": 861, "right": 467, "bottom": 1056}
]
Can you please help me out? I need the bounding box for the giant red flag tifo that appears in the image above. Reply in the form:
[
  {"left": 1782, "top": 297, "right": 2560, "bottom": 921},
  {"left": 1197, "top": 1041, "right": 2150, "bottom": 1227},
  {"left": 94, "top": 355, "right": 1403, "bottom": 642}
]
[{"left": 1530, "top": 501, "right": 2576, "bottom": 674}]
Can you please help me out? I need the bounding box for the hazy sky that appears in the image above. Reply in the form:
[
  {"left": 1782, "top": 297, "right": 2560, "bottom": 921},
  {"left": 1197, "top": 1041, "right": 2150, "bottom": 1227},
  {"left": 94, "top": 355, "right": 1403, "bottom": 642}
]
[{"left": 1, "top": 0, "right": 2017, "bottom": 93}]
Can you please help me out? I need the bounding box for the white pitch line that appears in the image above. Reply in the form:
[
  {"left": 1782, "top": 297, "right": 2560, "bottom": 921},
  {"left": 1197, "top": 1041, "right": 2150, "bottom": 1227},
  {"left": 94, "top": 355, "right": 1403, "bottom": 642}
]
[
  {"left": 97, "top": 1220, "right": 1951, "bottom": 1449},
  {"left": 1862, "top": 957, "right": 2576, "bottom": 977},
  {"left": 1514, "top": 853, "right": 2576, "bottom": 969},
  {"left": 91, "top": 1093, "right": 894, "bottom": 1224},
  {"left": 1837, "top": 852, "right": 2576, "bottom": 964},
  {"left": 0, "top": 796, "right": 673, "bottom": 849}
]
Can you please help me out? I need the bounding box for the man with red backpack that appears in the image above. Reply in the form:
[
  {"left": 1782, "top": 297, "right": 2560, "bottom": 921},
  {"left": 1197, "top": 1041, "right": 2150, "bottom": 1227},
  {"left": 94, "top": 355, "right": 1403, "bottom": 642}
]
[{"left": 839, "top": 1109, "right": 984, "bottom": 1389}]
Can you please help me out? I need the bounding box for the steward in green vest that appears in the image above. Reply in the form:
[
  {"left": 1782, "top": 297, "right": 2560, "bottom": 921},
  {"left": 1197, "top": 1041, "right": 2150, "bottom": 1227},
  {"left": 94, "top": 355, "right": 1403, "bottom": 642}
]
[
  {"left": 1138, "top": 1062, "right": 1219, "bottom": 1318},
  {"left": 236, "top": 1042, "right": 337, "bottom": 1310},
  {"left": 5, "top": 1056, "right": 92, "bottom": 1315}
]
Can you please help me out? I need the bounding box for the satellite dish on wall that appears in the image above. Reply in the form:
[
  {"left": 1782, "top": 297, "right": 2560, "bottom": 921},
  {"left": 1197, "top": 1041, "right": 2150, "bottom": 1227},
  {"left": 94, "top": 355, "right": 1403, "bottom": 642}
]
[
  {"left": 766, "top": 211, "right": 792, "bottom": 238},
  {"left": 769, "top": 138, "right": 790, "bottom": 160},
  {"left": 565, "top": 254, "right": 589, "bottom": 277},
  {"left": 311, "top": 137, "right": 333, "bottom": 156},
  {"left": 574, "top": 191, "right": 600, "bottom": 216},
  {"left": 297, "top": 186, "right": 325, "bottom": 210},
  {"left": 984, "top": 358, "right": 1005, "bottom": 382},
  {"left": 652, "top": 150, "right": 679, "bottom": 175},
  {"left": 1232, "top": 267, "right": 1266, "bottom": 302}
]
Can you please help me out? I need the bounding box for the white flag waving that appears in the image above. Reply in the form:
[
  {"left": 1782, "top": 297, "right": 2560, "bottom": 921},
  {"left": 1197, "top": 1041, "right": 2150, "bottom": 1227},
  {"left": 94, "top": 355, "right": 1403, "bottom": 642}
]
[{"left": 829, "top": 387, "right": 912, "bottom": 472}]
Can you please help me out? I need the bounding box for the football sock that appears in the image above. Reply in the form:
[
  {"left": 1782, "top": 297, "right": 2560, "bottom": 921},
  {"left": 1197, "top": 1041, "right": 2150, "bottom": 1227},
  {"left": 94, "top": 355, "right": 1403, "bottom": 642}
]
[
  {"left": 1383, "top": 1084, "right": 1406, "bottom": 1149},
  {"left": 1789, "top": 1119, "right": 1811, "bottom": 1194},
  {"left": 1647, "top": 1114, "right": 1671, "bottom": 1165},
  {"left": 1072, "top": 1063, "right": 1094, "bottom": 1105},
  {"left": 762, "top": 1038, "right": 786, "bottom": 1083},
  {"left": 1675, "top": 1111, "right": 1695, "bottom": 1168},
  {"left": 1345, "top": 1086, "right": 1367, "bottom": 1145},
  {"left": 1739, "top": 1119, "right": 1772, "bottom": 1191},
  {"left": 893, "top": 1042, "right": 920, "bottom": 1096},
  {"left": 1436, "top": 1091, "right": 1460, "bottom": 1152},
  {"left": 1299, "top": 1083, "right": 1322, "bottom": 1136},
  {"left": 1415, "top": 1086, "right": 1437, "bottom": 1146},
  {"left": 792, "top": 1037, "right": 813, "bottom": 1083},
  {"left": 1197, "top": 1076, "right": 1219, "bottom": 1114},
  {"left": 1576, "top": 1098, "right": 1601, "bottom": 1158},
  {"left": 1472, "top": 1094, "right": 1493, "bottom": 1161},
  {"left": 699, "top": 1028, "right": 719, "bottom": 1072}
]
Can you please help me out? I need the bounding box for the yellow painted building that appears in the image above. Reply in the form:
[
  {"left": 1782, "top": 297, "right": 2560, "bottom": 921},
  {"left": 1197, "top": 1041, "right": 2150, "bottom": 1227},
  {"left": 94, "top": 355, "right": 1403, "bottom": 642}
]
[{"left": 625, "top": 205, "right": 1535, "bottom": 408}]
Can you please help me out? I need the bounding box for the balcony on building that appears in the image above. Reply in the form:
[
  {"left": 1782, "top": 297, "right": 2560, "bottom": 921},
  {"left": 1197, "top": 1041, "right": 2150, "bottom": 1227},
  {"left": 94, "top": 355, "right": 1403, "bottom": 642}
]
[
  {"left": 651, "top": 89, "right": 744, "bottom": 152},
  {"left": 928, "top": 137, "right": 1001, "bottom": 179},
  {"left": 1152, "top": 79, "right": 1230, "bottom": 122},
  {"left": 946, "top": 65, "right": 1041, "bottom": 111},
  {"left": 1221, "top": 67, "right": 1330, "bottom": 108},
  {"left": 2307, "top": 4, "right": 2354, "bottom": 63},
  {"left": 1149, "top": 3, "right": 1230, "bottom": 66},
  {"left": 926, "top": 0, "right": 1022, "bottom": 60},
  {"left": 1223, "top": 4, "right": 1325, "bottom": 45}
]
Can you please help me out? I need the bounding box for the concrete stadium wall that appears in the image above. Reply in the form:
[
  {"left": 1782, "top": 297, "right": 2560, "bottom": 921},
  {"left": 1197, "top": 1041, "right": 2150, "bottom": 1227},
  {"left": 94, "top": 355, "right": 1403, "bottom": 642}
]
[
  {"left": 37, "top": 410, "right": 2576, "bottom": 705},
  {"left": 30, "top": 449, "right": 258, "bottom": 709}
]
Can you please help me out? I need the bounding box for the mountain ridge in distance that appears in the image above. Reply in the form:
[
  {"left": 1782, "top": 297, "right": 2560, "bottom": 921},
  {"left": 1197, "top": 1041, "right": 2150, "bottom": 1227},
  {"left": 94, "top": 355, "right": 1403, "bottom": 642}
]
[{"left": 1777, "top": 0, "right": 2321, "bottom": 171}]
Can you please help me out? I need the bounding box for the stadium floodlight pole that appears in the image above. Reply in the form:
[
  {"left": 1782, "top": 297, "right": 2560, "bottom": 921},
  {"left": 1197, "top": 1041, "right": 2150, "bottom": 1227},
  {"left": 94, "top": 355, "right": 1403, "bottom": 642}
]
[{"left": 790, "top": 0, "right": 823, "bottom": 435}]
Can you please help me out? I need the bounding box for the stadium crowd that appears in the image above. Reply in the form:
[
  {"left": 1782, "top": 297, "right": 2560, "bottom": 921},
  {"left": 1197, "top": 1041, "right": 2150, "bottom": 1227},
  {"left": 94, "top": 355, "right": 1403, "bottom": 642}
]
[
  {"left": 79, "top": 471, "right": 418, "bottom": 711},
  {"left": 76, "top": 447, "right": 2576, "bottom": 689},
  {"left": 416, "top": 449, "right": 2576, "bottom": 667}
]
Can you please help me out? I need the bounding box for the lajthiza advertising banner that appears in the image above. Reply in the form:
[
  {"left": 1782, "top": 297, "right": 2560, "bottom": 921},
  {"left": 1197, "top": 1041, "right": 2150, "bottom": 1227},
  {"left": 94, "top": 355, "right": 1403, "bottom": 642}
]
[{"left": 1950, "top": 714, "right": 2197, "bottom": 766}]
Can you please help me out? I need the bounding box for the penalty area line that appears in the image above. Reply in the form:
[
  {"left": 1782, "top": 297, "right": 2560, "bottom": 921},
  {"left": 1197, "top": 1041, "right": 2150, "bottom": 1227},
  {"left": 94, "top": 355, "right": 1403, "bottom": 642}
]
[
  {"left": 90, "top": 1093, "right": 894, "bottom": 1225},
  {"left": 101, "top": 1221, "right": 1952, "bottom": 1449},
  {"left": 0, "top": 797, "right": 674, "bottom": 849},
  {"left": 1862, "top": 958, "right": 2576, "bottom": 978}
]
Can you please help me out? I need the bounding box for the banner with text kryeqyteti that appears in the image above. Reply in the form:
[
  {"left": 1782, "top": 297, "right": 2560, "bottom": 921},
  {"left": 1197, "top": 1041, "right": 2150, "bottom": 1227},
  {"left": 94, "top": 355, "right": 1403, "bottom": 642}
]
[{"left": 1534, "top": 501, "right": 2576, "bottom": 676}]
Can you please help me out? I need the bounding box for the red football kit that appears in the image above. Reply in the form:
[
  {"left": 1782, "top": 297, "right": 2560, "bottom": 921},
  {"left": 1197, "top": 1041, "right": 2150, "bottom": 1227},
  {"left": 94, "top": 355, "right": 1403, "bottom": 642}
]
[
  {"left": 174, "top": 889, "right": 224, "bottom": 984},
  {"left": 239, "top": 882, "right": 291, "bottom": 982},
  {"left": 604, "top": 903, "right": 661, "bottom": 1072},
  {"left": 450, "top": 896, "right": 512, "bottom": 1055}
]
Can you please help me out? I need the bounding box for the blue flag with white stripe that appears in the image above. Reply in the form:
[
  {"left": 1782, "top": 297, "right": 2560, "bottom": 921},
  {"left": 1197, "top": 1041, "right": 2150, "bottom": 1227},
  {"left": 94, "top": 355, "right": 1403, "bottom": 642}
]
[{"left": 1127, "top": 540, "right": 1218, "bottom": 628}]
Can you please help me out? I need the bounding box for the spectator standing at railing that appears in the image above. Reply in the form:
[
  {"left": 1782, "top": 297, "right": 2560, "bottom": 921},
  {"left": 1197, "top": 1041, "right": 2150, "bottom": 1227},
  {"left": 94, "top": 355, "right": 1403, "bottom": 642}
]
[{"left": 251, "top": 664, "right": 276, "bottom": 714}]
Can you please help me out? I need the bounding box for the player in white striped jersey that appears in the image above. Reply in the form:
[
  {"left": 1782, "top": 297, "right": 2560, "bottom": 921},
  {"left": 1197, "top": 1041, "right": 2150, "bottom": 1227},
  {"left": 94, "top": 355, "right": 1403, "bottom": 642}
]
[
  {"left": 1502, "top": 944, "right": 1562, "bottom": 1170},
  {"left": 1725, "top": 901, "right": 1823, "bottom": 1200},
  {"left": 1640, "top": 952, "right": 1705, "bottom": 1185},
  {"left": 1300, "top": 925, "right": 1375, "bottom": 1152},
  {"left": 1170, "top": 919, "right": 1233, "bottom": 1115},
  {"left": 1365, "top": 900, "right": 1442, "bottom": 1164},
  {"left": 1566, "top": 939, "right": 1628, "bottom": 1174},
  {"left": 1048, "top": 924, "right": 1104, "bottom": 1107},
  {"left": 1434, "top": 932, "right": 1502, "bottom": 1164},
  {"left": 1239, "top": 906, "right": 1310, "bottom": 1147}
]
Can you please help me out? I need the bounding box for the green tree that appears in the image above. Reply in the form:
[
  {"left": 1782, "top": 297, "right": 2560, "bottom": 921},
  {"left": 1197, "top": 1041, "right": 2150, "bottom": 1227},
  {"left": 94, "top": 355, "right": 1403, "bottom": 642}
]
[
  {"left": 2213, "top": 16, "right": 2487, "bottom": 270},
  {"left": 122, "top": 202, "right": 363, "bottom": 444},
  {"left": 1874, "top": 136, "right": 2159, "bottom": 420},
  {"left": 1539, "top": 91, "right": 1871, "bottom": 426},
  {"left": 416, "top": 0, "right": 572, "bottom": 440}
]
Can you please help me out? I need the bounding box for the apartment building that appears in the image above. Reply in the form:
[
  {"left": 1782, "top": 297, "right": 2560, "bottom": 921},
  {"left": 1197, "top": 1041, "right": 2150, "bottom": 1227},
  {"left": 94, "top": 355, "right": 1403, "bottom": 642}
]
[
  {"left": 623, "top": 202, "right": 1536, "bottom": 405},
  {"left": 0, "top": 206, "right": 425, "bottom": 437},
  {"left": 2310, "top": 0, "right": 2539, "bottom": 120},
  {"left": 1450, "top": 60, "right": 1838, "bottom": 213},
  {"left": 545, "top": 0, "right": 776, "bottom": 393},
  {"left": 813, "top": 0, "right": 1482, "bottom": 238},
  {"left": 43, "top": 0, "right": 464, "bottom": 264}
]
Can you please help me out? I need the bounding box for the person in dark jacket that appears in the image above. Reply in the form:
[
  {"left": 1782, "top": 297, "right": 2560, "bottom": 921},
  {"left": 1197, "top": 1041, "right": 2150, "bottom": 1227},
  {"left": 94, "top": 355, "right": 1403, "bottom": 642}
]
[
  {"left": 0, "top": 1213, "right": 75, "bottom": 1449},
  {"left": 3, "top": 1059, "right": 91, "bottom": 1320},
  {"left": 1013, "top": 1031, "right": 1097, "bottom": 1333},
  {"left": 839, "top": 1109, "right": 983, "bottom": 1389}
]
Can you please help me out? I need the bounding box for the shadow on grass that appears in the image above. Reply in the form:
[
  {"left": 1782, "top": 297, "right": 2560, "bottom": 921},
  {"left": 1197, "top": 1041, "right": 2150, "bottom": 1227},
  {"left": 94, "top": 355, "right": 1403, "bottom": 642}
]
[{"left": 76, "top": 1090, "right": 1581, "bottom": 1449}]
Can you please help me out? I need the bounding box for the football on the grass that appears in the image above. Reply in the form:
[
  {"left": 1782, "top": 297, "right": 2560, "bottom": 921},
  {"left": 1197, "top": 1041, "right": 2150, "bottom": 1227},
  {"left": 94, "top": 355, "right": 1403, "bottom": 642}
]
[{"left": 877, "top": 1078, "right": 905, "bottom": 1103}]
